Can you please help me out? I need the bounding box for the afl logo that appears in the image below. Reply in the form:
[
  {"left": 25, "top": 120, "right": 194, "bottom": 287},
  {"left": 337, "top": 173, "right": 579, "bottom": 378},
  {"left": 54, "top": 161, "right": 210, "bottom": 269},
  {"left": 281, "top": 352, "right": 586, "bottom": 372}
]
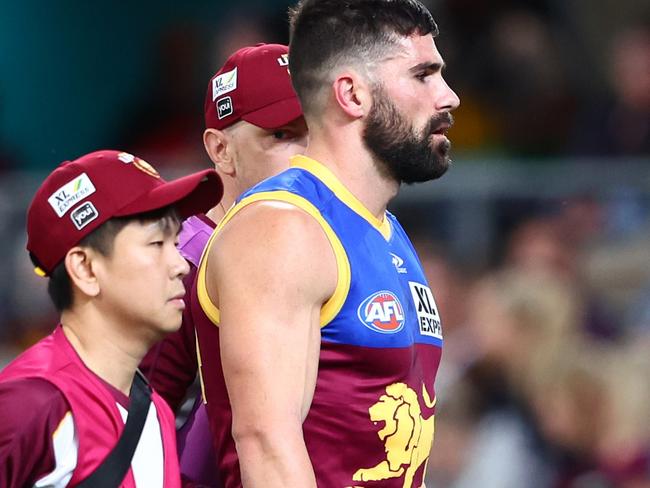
[{"left": 357, "top": 291, "right": 405, "bottom": 334}]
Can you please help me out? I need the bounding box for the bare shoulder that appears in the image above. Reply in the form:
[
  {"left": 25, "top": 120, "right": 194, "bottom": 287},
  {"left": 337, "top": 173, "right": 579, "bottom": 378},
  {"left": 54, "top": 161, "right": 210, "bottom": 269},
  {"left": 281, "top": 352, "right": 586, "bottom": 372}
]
[{"left": 207, "top": 200, "right": 337, "bottom": 306}]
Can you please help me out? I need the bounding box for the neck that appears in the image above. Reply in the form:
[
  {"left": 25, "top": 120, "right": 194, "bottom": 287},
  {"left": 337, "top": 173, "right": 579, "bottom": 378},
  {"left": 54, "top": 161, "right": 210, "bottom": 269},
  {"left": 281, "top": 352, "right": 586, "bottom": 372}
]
[
  {"left": 305, "top": 124, "right": 399, "bottom": 219},
  {"left": 60, "top": 306, "right": 150, "bottom": 396},
  {"left": 206, "top": 182, "right": 237, "bottom": 224},
  {"left": 206, "top": 201, "right": 227, "bottom": 224}
]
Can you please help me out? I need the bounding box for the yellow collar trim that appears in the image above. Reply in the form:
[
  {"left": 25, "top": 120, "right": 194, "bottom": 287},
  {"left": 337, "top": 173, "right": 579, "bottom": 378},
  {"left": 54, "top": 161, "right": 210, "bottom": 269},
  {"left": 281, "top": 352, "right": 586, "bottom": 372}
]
[{"left": 290, "top": 155, "right": 392, "bottom": 241}]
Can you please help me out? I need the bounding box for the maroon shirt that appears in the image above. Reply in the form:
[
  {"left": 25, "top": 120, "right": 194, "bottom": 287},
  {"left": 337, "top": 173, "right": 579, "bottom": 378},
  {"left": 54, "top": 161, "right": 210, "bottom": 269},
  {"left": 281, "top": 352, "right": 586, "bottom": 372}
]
[
  {"left": 0, "top": 378, "right": 69, "bottom": 487},
  {"left": 0, "top": 361, "right": 129, "bottom": 487}
]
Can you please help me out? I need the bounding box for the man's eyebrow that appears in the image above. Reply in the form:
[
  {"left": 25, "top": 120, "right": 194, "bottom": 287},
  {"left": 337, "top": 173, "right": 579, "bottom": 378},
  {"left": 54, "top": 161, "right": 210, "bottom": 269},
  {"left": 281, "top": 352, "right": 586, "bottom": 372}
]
[
  {"left": 409, "top": 61, "right": 445, "bottom": 73},
  {"left": 149, "top": 217, "right": 181, "bottom": 236}
]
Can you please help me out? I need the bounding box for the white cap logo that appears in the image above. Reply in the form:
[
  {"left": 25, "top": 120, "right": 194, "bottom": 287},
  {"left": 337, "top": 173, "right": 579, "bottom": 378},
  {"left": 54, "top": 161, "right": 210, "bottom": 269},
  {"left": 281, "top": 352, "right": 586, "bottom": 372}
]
[{"left": 212, "top": 67, "right": 238, "bottom": 101}]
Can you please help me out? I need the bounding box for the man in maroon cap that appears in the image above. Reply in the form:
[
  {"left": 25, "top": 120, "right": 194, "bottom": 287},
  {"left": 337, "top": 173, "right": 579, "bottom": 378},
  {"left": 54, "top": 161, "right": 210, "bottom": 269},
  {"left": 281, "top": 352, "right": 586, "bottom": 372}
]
[
  {"left": 139, "top": 43, "right": 307, "bottom": 486},
  {"left": 0, "top": 150, "right": 222, "bottom": 487}
]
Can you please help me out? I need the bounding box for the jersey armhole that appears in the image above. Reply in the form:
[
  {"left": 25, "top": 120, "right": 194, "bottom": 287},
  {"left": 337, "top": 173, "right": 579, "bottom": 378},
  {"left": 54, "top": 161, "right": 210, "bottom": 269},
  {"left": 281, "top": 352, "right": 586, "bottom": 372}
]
[{"left": 195, "top": 190, "right": 351, "bottom": 328}]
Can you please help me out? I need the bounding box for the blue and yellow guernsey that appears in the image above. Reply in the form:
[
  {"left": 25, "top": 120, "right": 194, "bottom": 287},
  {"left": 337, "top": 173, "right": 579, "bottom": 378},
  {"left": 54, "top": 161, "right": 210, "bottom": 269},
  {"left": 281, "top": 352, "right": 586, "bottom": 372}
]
[{"left": 195, "top": 155, "right": 443, "bottom": 488}]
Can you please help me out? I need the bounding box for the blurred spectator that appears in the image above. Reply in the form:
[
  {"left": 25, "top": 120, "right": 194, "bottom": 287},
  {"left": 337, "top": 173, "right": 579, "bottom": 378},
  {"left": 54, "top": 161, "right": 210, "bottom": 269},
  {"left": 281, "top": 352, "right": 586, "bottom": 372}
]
[
  {"left": 586, "top": 224, "right": 650, "bottom": 334},
  {"left": 505, "top": 207, "right": 621, "bottom": 341},
  {"left": 506, "top": 215, "right": 577, "bottom": 280},
  {"left": 627, "top": 279, "right": 650, "bottom": 337},
  {"left": 596, "top": 341, "right": 650, "bottom": 488},
  {"left": 482, "top": 10, "right": 577, "bottom": 156},
  {"left": 531, "top": 341, "right": 650, "bottom": 488},
  {"left": 428, "top": 269, "right": 581, "bottom": 488},
  {"left": 570, "top": 24, "right": 650, "bottom": 156},
  {"left": 532, "top": 343, "right": 610, "bottom": 487},
  {"left": 466, "top": 269, "right": 581, "bottom": 401},
  {"left": 442, "top": 6, "right": 577, "bottom": 157}
]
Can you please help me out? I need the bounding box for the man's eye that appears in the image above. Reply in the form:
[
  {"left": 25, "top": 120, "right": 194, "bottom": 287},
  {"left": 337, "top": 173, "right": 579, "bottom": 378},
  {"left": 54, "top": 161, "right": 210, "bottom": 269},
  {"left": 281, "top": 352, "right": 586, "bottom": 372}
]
[
  {"left": 272, "top": 130, "right": 287, "bottom": 140},
  {"left": 150, "top": 241, "right": 164, "bottom": 247}
]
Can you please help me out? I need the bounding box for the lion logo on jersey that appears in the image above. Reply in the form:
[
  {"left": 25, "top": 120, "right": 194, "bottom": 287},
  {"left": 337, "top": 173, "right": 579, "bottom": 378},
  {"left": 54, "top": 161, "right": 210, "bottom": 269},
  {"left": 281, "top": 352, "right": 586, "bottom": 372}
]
[{"left": 352, "top": 383, "right": 435, "bottom": 488}]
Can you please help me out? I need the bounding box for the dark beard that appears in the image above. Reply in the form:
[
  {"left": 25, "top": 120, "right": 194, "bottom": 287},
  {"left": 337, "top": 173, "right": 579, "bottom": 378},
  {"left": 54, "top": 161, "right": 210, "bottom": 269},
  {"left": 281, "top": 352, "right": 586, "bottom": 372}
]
[{"left": 363, "top": 85, "right": 453, "bottom": 184}]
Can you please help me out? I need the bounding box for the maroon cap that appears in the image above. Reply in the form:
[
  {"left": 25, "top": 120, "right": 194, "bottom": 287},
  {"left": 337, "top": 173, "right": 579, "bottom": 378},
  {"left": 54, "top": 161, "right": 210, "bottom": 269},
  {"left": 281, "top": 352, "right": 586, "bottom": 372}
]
[
  {"left": 27, "top": 150, "right": 223, "bottom": 276},
  {"left": 204, "top": 43, "right": 303, "bottom": 131}
]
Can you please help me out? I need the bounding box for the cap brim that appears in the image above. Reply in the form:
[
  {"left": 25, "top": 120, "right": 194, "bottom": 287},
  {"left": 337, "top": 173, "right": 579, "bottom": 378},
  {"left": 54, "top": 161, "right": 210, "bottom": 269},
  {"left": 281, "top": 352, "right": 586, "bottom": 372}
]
[
  {"left": 242, "top": 97, "right": 303, "bottom": 129},
  {"left": 117, "top": 169, "right": 223, "bottom": 219}
]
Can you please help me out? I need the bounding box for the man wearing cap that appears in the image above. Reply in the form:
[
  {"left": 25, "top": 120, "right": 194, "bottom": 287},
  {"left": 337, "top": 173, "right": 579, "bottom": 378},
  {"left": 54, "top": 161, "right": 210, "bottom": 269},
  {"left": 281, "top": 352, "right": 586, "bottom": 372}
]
[
  {"left": 0, "top": 150, "right": 222, "bottom": 487},
  {"left": 139, "top": 43, "right": 307, "bottom": 486}
]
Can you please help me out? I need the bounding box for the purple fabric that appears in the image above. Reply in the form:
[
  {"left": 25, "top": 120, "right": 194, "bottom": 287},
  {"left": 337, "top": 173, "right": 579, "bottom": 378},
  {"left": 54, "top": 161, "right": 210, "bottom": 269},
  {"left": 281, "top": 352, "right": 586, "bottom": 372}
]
[
  {"left": 178, "top": 215, "right": 215, "bottom": 267},
  {"left": 178, "top": 401, "right": 221, "bottom": 487},
  {"left": 175, "top": 214, "right": 222, "bottom": 487}
]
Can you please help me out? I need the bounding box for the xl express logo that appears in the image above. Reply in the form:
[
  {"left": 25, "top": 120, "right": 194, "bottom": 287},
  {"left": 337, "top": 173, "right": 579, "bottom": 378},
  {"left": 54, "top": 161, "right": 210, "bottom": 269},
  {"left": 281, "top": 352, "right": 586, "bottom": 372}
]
[
  {"left": 47, "top": 173, "right": 96, "bottom": 217},
  {"left": 357, "top": 291, "right": 405, "bottom": 334},
  {"left": 212, "top": 67, "right": 238, "bottom": 100}
]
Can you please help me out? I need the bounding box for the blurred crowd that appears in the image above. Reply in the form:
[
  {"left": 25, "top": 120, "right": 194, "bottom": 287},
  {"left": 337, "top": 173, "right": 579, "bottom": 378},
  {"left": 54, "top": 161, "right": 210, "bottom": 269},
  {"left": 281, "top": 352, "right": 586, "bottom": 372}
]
[
  {"left": 103, "top": 0, "right": 649, "bottom": 164},
  {"left": 1, "top": 0, "right": 649, "bottom": 486},
  {"left": 415, "top": 196, "right": 650, "bottom": 488},
  {"left": 2, "top": 0, "right": 645, "bottom": 174}
]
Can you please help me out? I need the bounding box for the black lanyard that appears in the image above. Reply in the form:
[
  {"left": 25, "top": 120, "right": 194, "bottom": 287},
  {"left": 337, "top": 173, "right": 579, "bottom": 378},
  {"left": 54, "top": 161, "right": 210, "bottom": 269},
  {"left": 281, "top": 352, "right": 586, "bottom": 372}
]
[{"left": 76, "top": 370, "right": 153, "bottom": 488}]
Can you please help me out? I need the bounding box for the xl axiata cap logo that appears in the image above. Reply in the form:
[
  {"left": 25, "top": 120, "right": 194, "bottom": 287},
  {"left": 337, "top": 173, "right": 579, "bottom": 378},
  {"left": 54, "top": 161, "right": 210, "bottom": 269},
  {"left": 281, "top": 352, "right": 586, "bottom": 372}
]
[
  {"left": 47, "top": 173, "right": 96, "bottom": 217},
  {"left": 212, "top": 67, "right": 237, "bottom": 100},
  {"left": 357, "top": 290, "right": 405, "bottom": 334}
]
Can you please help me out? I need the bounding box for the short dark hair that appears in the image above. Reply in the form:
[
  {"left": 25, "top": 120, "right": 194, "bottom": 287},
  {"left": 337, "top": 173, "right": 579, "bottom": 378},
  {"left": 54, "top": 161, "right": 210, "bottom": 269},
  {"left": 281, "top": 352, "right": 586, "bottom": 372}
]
[
  {"left": 40, "top": 206, "right": 181, "bottom": 312},
  {"left": 289, "top": 0, "right": 438, "bottom": 115}
]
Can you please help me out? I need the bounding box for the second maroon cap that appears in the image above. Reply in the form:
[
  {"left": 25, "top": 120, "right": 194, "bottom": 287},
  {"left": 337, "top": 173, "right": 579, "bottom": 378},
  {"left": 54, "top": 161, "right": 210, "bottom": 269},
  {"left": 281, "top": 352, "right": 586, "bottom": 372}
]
[
  {"left": 27, "top": 150, "right": 223, "bottom": 276},
  {"left": 204, "top": 43, "right": 303, "bottom": 131}
]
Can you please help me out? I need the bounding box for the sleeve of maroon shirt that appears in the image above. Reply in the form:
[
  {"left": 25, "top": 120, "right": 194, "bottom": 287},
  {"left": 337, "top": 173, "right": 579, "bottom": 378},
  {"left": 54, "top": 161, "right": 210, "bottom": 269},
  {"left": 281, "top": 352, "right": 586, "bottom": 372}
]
[
  {"left": 0, "top": 377, "right": 71, "bottom": 487},
  {"left": 141, "top": 265, "right": 199, "bottom": 412}
]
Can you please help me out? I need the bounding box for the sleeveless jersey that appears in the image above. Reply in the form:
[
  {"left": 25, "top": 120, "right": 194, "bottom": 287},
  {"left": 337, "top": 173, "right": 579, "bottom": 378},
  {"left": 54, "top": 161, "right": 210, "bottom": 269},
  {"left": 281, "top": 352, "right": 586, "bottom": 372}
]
[{"left": 195, "top": 155, "right": 443, "bottom": 488}]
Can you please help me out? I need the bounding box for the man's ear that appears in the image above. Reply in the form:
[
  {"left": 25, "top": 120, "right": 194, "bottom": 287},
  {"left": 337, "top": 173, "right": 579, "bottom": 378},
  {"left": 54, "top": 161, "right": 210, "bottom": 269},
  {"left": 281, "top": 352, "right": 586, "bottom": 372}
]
[
  {"left": 64, "top": 247, "right": 100, "bottom": 298},
  {"left": 204, "top": 128, "right": 236, "bottom": 177},
  {"left": 332, "top": 69, "right": 373, "bottom": 119}
]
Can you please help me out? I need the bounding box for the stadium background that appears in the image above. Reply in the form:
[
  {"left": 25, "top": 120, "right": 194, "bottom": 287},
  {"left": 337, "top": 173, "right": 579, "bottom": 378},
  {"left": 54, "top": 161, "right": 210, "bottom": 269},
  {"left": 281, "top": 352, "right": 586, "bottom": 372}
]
[{"left": 1, "top": 1, "right": 648, "bottom": 486}]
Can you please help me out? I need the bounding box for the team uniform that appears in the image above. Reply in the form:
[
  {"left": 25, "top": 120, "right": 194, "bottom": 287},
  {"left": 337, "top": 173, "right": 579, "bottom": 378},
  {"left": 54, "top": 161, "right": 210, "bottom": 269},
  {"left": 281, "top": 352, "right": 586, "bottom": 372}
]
[
  {"left": 195, "top": 155, "right": 444, "bottom": 488},
  {"left": 0, "top": 326, "right": 180, "bottom": 488}
]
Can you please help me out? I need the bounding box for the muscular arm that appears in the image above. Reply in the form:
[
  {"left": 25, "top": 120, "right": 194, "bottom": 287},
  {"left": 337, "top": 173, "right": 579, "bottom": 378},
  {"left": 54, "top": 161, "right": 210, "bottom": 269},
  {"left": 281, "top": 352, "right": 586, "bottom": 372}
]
[{"left": 207, "top": 201, "right": 337, "bottom": 488}]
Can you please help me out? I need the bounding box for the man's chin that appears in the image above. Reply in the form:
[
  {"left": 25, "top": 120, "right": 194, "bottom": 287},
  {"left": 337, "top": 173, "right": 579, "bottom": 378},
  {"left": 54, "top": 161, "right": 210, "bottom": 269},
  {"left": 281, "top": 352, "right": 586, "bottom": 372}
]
[{"left": 401, "top": 162, "right": 449, "bottom": 184}]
